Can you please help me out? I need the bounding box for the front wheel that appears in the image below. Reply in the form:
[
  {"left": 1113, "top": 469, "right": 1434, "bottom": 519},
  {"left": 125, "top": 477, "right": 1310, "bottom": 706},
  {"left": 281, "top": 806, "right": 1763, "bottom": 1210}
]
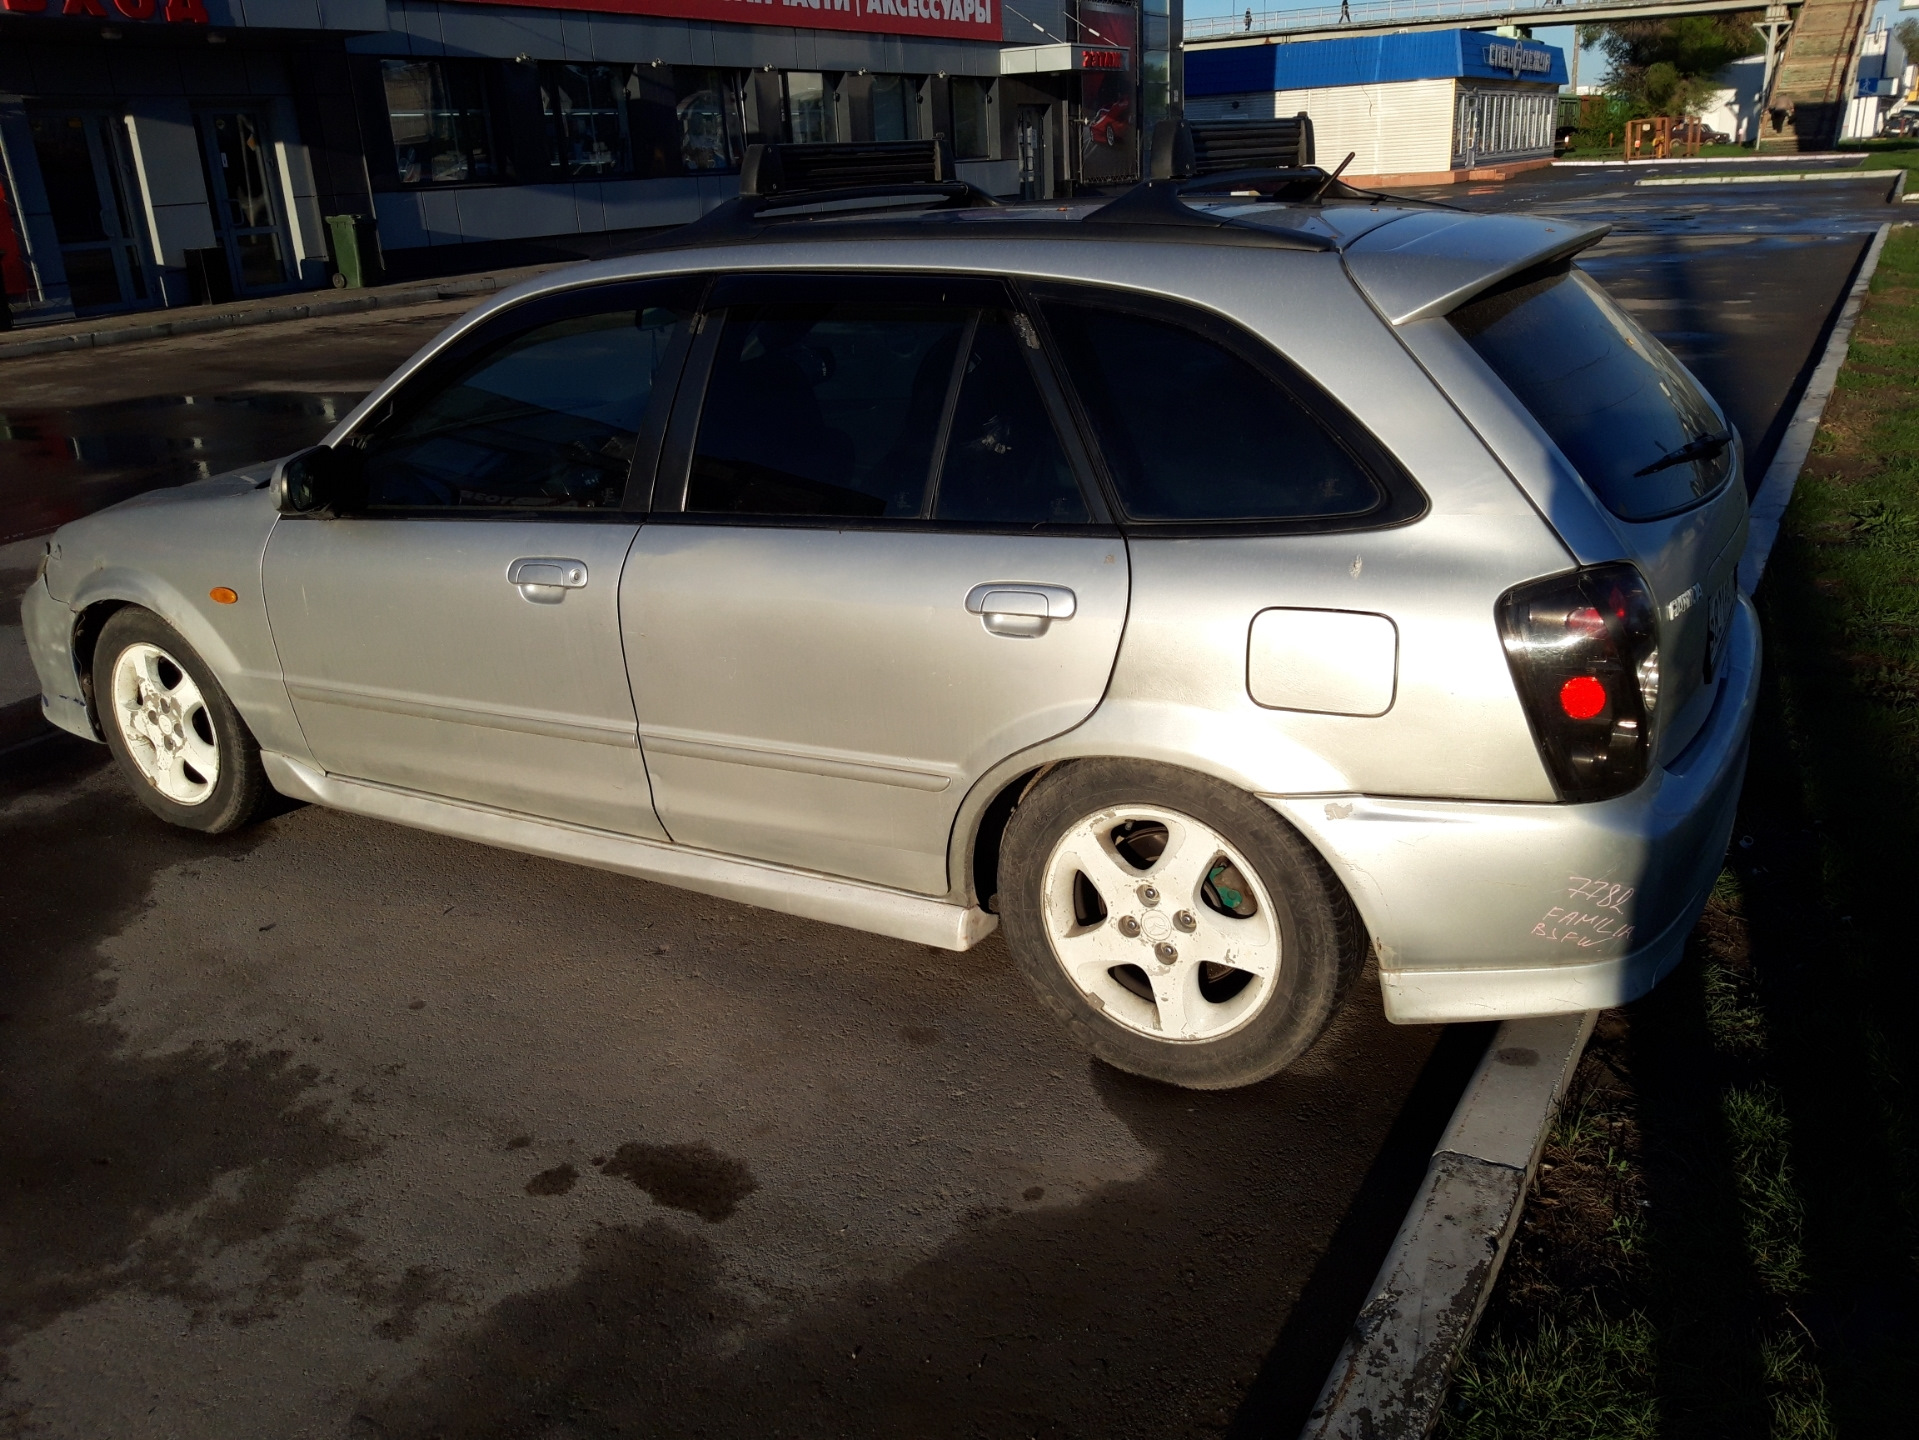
[
  {"left": 93, "top": 607, "right": 270, "bottom": 834},
  {"left": 998, "top": 761, "right": 1360, "bottom": 1089}
]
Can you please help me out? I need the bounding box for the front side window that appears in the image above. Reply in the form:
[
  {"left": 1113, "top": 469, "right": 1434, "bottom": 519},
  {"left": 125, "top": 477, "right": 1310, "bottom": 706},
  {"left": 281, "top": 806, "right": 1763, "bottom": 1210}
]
[
  {"left": 541, "top": 64, "right": 632, "bottom": 177},
  {"left": 359, "top": 292, "right": 690, "bottom": 510},
  {"left": 1450, "top": 263, "right": 1733, "bottom": 521},
  {"left": 1041, "top": 299, "right": 1384, "bottom": 524},
  {"left": 382, "top": 60, "right": 495, "bottom": 185},
  {"left": 686, "top": 294, "right": 1088, "bottom": 526}
]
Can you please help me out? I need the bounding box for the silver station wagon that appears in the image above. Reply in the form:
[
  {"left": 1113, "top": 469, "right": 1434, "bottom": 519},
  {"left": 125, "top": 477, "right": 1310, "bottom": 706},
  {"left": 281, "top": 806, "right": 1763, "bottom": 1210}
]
[{"left": 20, "top": 146, "right": 1758, "bottom": 1089}]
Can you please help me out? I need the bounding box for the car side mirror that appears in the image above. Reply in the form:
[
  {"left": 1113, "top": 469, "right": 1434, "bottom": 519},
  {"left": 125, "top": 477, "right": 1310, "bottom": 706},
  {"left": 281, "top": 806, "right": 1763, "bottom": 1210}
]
[{"left": 272, "top": 445, "right": 362, "bottom": 516}]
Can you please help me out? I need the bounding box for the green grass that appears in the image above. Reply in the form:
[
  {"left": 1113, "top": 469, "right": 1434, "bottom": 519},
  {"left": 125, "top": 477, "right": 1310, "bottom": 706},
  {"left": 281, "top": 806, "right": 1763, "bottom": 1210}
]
[
  {"left": 1440, "top": 227, "right": 1919, "bottom": 1436},
  {"left": 1448, "top": 1309, "right": 1660, "bottom": 1439},
  {"left": 1841, "top": 138, "right": 1919, "bottom": 176},
  {"left": 1556, "top": 143, "right": 1758, "bottom": 161}
]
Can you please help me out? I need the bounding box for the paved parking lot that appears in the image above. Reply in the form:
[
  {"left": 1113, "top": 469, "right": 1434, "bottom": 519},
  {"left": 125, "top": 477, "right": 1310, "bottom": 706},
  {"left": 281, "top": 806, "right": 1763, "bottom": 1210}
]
[
  {"left": 3, "top": 739, "right": 1471, "bottom": 1438},
  {"left": 0, "top": 166, "right": 1897, "bottom": 1438}
]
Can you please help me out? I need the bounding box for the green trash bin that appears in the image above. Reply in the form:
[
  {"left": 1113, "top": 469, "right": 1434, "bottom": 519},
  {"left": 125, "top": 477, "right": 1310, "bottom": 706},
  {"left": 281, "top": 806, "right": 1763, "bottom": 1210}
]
[{"left": 323, "top": 213, "right": 382, "bottom": 289}]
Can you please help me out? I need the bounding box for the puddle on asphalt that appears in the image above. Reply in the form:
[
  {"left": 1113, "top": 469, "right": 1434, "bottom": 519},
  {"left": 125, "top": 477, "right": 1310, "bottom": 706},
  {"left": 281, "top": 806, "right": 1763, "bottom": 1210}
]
[{"left": 0, "top": 391, "right": 359, "bottom": 544}]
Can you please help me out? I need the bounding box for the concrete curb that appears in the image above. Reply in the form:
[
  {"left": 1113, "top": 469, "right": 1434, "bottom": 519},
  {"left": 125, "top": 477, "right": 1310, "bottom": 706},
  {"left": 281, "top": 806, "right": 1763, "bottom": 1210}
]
[
  {"left": 1555, "top": 153, "right": 1857, "bottom": 167},
  {"left": 1633, "top": 170, "right": 1896, "bottom": 188},
  {"left": 1299, "top": 1013, "right": 1595, "bottom": 1439},
  {"left": 0, "top": 265, "right": 562, "bottom": 363},
  {"left": 1741, "top": 222, "right": 1894, "bottom": 594}
]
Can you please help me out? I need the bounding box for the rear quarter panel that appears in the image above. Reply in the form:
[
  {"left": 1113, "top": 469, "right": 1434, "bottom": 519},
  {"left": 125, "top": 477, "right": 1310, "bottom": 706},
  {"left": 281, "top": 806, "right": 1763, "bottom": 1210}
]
[
  {"left": 1393, "top": 305, "right": 1751, "bottom": 763},
  {"left": 1044, "top": 244, "right": 1574, "bottom": 802}
]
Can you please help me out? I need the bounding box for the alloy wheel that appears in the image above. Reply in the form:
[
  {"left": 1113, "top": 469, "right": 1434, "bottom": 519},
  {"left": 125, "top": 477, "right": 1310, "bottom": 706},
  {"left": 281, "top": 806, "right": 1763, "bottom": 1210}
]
[
  {"left": 1038, "top": 804, "right": 1281, "bottom": 1042},
  {"left": 109, "top": 641, "right": 220, "bottom": 806}
]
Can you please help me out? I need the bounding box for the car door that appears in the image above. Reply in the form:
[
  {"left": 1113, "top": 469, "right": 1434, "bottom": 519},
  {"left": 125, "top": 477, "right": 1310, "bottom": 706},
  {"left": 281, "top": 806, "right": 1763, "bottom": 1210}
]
[
  {"left": 263, "top": 278, "right": 698, "bottom": 837},
  {"left": 622, "top": 272, "right": 1130, "bottom": 896}
]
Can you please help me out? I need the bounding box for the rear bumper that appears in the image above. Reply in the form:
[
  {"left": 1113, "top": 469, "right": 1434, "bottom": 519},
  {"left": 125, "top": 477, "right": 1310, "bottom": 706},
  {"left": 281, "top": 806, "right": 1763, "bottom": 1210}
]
[
  {"left": 1270, "top": 593, "right": 1760, "bottom": 1024},
  {"left": 20, "top": 575, "right": 97, "bottom": 742}
]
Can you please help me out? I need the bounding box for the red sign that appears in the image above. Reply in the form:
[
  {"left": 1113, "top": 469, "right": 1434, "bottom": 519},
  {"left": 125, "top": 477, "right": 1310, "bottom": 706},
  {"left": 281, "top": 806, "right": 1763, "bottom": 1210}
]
[
  {"left": 1078, "top": 47, "right": 1124, "bottom": 69},
  {"left": 1, "top": 0, "right": 209, "bottom": 18},
  {"left": 455, "top": 0, "right": 996, "bottom": 41}
]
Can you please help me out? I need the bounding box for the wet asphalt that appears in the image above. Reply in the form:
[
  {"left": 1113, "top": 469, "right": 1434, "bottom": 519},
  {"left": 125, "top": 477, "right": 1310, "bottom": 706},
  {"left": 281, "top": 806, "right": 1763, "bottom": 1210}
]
[{"left": 0, "top": 166, "right": 1902, "bottom": 1438}]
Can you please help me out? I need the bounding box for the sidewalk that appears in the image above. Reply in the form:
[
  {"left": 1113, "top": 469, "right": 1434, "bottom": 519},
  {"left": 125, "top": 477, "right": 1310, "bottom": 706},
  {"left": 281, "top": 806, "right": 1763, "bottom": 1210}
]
[{"left": 0, "top": 262, "right": 568, "bottom": 363}]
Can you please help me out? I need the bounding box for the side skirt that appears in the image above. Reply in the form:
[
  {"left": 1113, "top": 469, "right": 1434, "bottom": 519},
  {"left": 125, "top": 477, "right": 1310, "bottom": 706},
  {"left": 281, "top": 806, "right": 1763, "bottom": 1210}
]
[{"left": 260, "top": 752, "right": 999, "bottom": 952}]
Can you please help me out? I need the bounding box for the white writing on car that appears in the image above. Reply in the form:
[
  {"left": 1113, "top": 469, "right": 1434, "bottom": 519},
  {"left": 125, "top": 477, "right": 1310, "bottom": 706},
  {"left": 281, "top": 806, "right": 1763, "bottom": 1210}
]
[{"left": 1530, "top": 877, "right": 1636, "bottom": 949}]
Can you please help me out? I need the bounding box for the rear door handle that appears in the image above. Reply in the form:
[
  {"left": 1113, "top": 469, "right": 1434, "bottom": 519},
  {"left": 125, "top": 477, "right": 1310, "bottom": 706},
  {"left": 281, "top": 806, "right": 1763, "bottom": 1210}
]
[
  {"left": 965, "top": 582, "right": 1077, "bottom": 638},
  {"left": 508, "top": 557, "right": 588, "bottom": 604}
]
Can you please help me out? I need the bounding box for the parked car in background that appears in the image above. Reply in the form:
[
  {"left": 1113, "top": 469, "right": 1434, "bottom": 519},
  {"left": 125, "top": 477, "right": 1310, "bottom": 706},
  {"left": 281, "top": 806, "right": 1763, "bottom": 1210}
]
[{"left": 20, "top": 152, "right": 1759, "bottom": 1089}]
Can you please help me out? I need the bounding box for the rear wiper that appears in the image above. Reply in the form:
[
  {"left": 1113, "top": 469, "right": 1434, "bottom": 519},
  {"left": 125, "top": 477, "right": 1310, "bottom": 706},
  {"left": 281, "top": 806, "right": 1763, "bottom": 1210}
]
[{"left": 1634, "top": 430, "right": 1732, "bottom": 477}]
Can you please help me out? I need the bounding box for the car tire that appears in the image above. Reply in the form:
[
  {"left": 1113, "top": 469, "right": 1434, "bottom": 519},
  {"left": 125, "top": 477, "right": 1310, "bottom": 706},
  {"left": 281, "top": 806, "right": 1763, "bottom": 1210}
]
[
  {"left": 93, "top": 607, "right": 271, "bottom": 835},
  {"left": 998, "top": 760, "right": 1362, "bottom": 1090}
]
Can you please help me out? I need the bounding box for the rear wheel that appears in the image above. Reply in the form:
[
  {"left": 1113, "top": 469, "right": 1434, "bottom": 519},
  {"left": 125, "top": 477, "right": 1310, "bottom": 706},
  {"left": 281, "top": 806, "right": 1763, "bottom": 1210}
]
[
  {"left": 998, "top": 761, "right": 1359, "bottom": 1089},
  {"left": 94, "top": 608, "right": 269, "bottom": 834}
]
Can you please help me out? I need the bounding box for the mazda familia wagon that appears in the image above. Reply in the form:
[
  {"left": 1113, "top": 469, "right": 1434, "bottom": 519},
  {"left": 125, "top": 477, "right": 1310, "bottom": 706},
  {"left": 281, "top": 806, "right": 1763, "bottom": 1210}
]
[{"left": 20, "top": 156, "right": 1758, "bottom": 1089}]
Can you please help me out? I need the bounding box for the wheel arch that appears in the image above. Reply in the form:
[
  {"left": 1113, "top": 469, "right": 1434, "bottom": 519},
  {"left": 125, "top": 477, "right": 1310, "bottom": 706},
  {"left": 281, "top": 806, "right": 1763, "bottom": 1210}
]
[
  {"left": 69, "top": 597, "right": 133, "bottom": 736},
  {"left": 950, "top": 739, "right": 1369, "bottom": 950},
  {"left": 69, "top": 575, "right": 254, "bottom": 739}
]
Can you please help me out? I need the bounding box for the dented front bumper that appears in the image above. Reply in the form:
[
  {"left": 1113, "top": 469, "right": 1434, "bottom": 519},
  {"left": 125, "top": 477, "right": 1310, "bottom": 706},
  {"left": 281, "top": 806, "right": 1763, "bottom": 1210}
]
[{"left": 1270, "top": 593, "right": 1760, "bottom": 1024}]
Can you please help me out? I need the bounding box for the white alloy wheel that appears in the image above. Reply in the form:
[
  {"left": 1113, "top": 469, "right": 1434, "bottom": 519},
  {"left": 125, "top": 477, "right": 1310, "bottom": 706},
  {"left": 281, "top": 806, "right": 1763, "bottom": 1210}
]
[
  {"left": 1039, "top": 804, "right": 1282, "bottom": 1043},
  {"left": 109, "top": 641, "right": 222, "bottom": 806}
]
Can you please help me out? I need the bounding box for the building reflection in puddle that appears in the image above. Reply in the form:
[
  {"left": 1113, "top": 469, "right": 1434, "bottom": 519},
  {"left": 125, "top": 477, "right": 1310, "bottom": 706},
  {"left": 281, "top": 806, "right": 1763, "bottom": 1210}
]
[{"left": 0, "top": 392, "right": 357, "bottom": 544}]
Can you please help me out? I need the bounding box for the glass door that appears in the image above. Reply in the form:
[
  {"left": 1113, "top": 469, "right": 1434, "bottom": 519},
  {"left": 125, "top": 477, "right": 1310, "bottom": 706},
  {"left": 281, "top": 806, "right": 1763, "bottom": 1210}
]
[
  {"left": 198, "top": 112, "right": 292, "bottom": 295},
  {"left": 26, "top": 111, "right": 155, "bottom": 315}
]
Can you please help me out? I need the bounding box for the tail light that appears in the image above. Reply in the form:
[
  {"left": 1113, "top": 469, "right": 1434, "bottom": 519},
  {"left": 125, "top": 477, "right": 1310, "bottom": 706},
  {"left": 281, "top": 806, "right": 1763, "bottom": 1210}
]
[{"left": 1497, "top": 563, "right": 1660, "bottom": 802}]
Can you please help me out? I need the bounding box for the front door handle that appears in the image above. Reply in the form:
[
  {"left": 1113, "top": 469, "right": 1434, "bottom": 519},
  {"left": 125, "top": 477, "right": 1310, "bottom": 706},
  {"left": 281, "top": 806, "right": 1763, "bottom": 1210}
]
[
  {"left": 508, "top": 557, "right": 588, "bottom": 605},
  {"left": 965, "top": 582, "right": 1077, "bottom": 638}
]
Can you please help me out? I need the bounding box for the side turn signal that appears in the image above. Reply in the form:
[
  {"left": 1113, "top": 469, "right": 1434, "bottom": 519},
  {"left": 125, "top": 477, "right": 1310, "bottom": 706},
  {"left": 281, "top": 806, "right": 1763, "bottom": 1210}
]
[{"left": 210, "top": 587, "right": 239, "bottom": 605}]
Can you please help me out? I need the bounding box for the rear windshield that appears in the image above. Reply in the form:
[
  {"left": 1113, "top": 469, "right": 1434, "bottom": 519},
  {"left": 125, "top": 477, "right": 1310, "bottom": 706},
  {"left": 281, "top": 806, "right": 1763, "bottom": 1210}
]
[{"left": 1450, "top": 263, "right": 1733, "bottom": 522}]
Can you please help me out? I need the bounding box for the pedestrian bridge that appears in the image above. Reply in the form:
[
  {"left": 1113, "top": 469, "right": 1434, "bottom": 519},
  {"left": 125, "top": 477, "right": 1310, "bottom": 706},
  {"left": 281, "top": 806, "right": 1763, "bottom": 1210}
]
[{"left": 1187, "top": 0, "right": 1795, "bottom": 45}]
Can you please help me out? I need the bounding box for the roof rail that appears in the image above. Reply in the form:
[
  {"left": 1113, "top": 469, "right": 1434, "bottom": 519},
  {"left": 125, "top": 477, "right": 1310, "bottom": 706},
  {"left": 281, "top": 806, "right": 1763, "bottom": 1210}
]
[
  {"left": 632, "top": 176, "right": 1000, "bottom": 252},
  {"left": 741, "top": 138, "right": 962, "bottom": 198}
]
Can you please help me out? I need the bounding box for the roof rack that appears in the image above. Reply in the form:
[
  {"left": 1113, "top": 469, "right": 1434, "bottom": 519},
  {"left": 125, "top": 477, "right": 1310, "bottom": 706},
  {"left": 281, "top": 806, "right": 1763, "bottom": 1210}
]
[
  {"left": 1192, "top": 116, "right": 1317, "bottom": 175},
  {"left": 741, "top": 138, "right": 963, "bottom": 199},
  {"left": 1144, "top": 118, "right": 1460, "bottom": 212}
]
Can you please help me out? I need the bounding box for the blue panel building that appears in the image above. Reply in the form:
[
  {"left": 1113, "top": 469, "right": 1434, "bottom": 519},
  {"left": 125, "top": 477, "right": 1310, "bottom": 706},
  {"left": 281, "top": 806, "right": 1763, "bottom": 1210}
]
[{"left": 1185, "top": 29, "right": 1565, "bottom": 182}]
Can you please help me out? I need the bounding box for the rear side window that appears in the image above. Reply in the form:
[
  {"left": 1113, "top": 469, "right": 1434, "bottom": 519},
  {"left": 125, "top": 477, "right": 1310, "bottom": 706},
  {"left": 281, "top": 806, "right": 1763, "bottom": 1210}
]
[
  {"left": 934, "top": 312, "right": 1086, "bottom": 526},
  {"left": 690, "top": 301, "right": 966, "bottom": 518},
  {"left": 1450, "top": 264, "right": 1732, "bottom": 522},
  {"left": 1040, "top": 299, "right": 1385, "bottom": 524},
  {"left": 684, "top": 294, "right": 1090, "bottom": 526}
]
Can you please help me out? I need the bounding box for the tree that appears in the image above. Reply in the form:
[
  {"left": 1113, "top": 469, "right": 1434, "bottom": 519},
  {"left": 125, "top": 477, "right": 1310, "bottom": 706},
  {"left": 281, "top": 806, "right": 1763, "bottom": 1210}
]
[
  {"left": 1578, "top": 13, "right": 1763, "bottom": 117},
  {"left": 1895, "top": 16, "right": 1919, "bottom": 66}
]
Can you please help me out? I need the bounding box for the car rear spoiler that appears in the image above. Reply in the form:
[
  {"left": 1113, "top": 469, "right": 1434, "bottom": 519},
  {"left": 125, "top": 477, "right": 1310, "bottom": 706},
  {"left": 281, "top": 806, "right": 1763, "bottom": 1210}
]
[{"left": 1341, "top": 211, "right": 1613, "bottom": 326}]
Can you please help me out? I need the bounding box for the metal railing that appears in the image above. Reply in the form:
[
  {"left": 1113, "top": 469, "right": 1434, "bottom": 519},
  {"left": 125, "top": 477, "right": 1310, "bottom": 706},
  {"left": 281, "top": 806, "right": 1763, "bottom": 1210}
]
[{"left": 1185, "top": 0, "right": 1745, "bottom": 39}]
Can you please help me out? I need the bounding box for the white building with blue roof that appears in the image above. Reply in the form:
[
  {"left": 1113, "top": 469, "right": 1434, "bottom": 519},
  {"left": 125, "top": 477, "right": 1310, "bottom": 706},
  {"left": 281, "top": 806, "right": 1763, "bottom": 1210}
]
[{"left": 1185, "top": 29, "right": 1567, "bottom": 185}]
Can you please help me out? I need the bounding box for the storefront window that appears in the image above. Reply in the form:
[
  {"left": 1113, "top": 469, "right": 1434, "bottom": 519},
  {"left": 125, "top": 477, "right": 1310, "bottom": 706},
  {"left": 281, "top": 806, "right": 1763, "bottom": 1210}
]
[
  {"left": 784, "top": 72, "right": 831, "bottom": 144},
  {"left": 1141, "top": 50, "right": 1170, "bottom": 133},
  {"left": 951, "top": 77, "right": 992, "bottom": 159},
  {"left": 383, "top": 60, "right": 495, "bottom": 185},
  {"left": 872, "top": 75, "right": 920, "bottom": 142},
  {"left": 541, "top": 64, "right": 632, "bottom": 177},
  {"left": 677, "top": 70, "right": 741, "bottom": 171}
]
